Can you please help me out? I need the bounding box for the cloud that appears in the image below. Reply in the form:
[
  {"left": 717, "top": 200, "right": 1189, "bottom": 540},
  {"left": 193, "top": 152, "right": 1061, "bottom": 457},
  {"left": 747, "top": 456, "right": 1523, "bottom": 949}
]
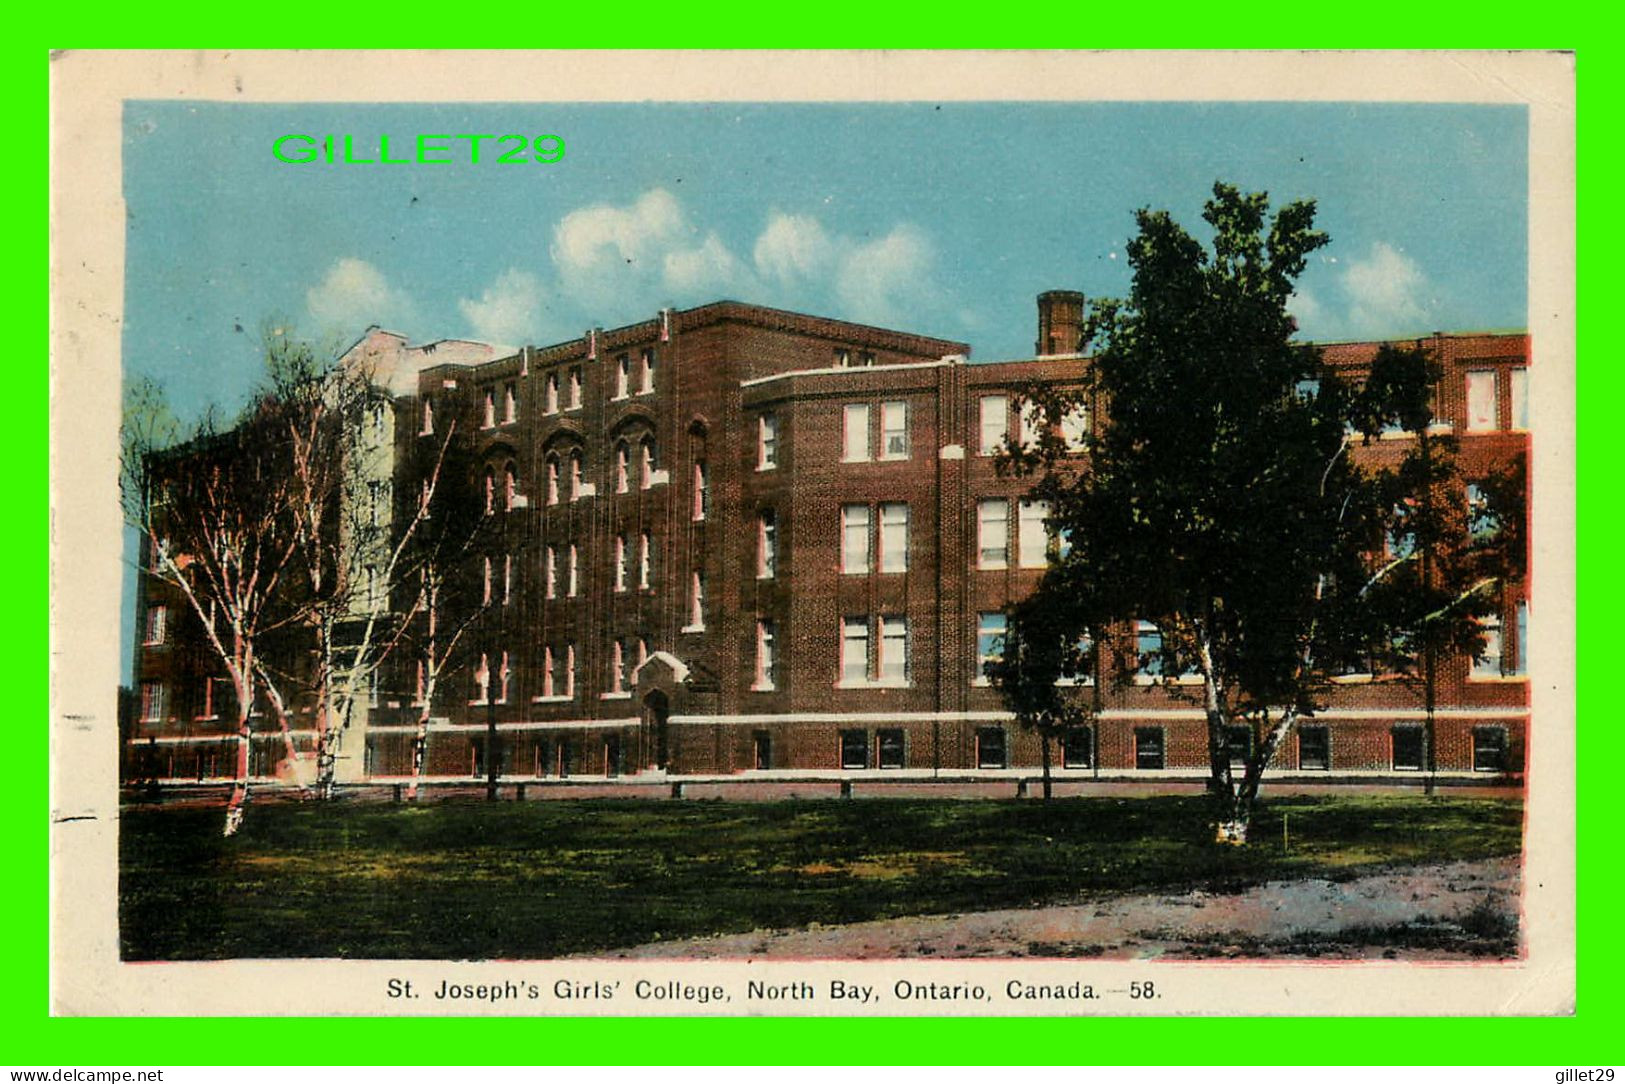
[
  {"left": 458, "top": 268, "right": 548, "bottom": 347},
  {"left": 753, "top": 212, "right": 837, "bottom": 285},
  {"left": 1341, "top": 241, "right": 1436, "bottom": 336},
  {"left": 664, "top": 232, "right": 752, "bottom": 297},
  {"left": 832, "top": 225, "right": 938, "bottom": 327},
  {"left": 305, "top": 257, "right": 416, "bottom": 334}
]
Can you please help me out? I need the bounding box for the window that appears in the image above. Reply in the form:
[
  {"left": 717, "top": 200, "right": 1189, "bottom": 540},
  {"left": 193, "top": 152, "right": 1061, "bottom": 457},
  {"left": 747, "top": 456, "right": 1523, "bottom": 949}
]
[
  {"left": 568, "top": 367, "right": 583, "bottom": 410},
  {"left": 1466, "top": 370, "right": 1498, "bottom": 431},
  {"left": 834, "top": 348, "right": 852, "bottom": 368},
  {"left": 1514, "top": 600, "right": 1529, "bottom": 676},
  {"left": 473, "top": 653, "right": 491, "bottom": 704},
  {"left": 1061, "top": 405, "right": 1089, "bottom": 451},
  {"left": 421, "top": 396, "right": 434, "bottom": 435},
  {"left": 756, "top": 619, "right": 777, "bottom": 689},
  {"left": 567, "top": 544, "right": 579, "bottom": 597},
  {"left": 482, "top": 555, "right": 493, "bottom": 606},
  {"left": 1063, "top": 727, "right": 1092, "bottom": 769},
  {"left": 635, "top": 638, "right": 649, "bottom": 679},
  {"left": 690, "top": 571, "right": 705, "bottom": 629},
  {"left": 881, "top": 401, "right": 909, "bottom": 459},
  {"left": 544, "top": 546, "right": 557, "bottom": 599},
  {"left": 483, "top": 469, "right": 495, "bottom": 515},
  {"left": 1299, "top": 727, "right": 1330, "bottom": 771},
  {"left": 977, "top": 499, "right": 1009, "bottom": 569},
  {"left": 615, "top": 443, "right": 630, "bottom": 494},
  {"left": 758, "top": 414, "right": 778, "bottom": 469},
  {"left": 139, "top": 681, "right": 166, "bottom": 722},
  {"left": 841, "top": 616, "right": 870, "bottom": 683},
  {"left": 1136, "top": 621, "right": 1164, "bottom": 679},
  {"left": 610, "top": 640, "right": 626, "bottom": 693},
  {"left": 1392, "top": 726, "right": 1425, "bottom": 771},
  {"left": 758, "top": 510, "right": 777, "bottom": 578},
  {"left": 496, "top": 651, "right": 510, "bottom": 704},
  {"left": 641, "top": 438, "right": 659, "bottom": 489},
  {"left": 1018, "top": 399, "right": 1042, "bottom": 448},
  {"left": 877, "top": 729, "right": 905, "bottom": 769},
  {"left": 614, "top": 354, "right": 631, "bottom": 399},
  {"left": 976, "top": 727, "right": 1007, "bottom": 769},
  {"left": 367, "top": 480, "right": 386, "bottom": 528},
  {"left": 197, "top": 676, "right": 215, "bottom": 719},
  {"left": 1473, "top": 616, "right": 1504, "bottom": 678},
  {"left": 1018, "top": 499, "right": 1050, "bottom": 569},
  {"left": 504, "top": 465, "right": 518, "bottom": 511},
  {"left": 858, "top": 351, "right": 876, "bottom": 367},
  {"left": 879, "top": 503, "right": 909, "bottom": 573},
  {"left": 638, "top": 532, "right": 652, "bottom": 590},
  {"left": 1473, "top": 727, "right": 1509, "bottom": 773},
  {"left": 569, "top": 451, "right": 583, "bottom": 501},
  {"left": 502, "top": 382, "right": 517, "bottom": 424},
  {"left": 879, "top": 616, "right": 909, "bottom": 684},
  {"left": 1134, "top": 727, "right": 1165, "bottom": 770},
  {"left": 1509, "top": 367, "right": 1529, "bottom": 430},
  {"left": 481, "top": 388, "right": 496, "bottom": 429},
  {"left": 546, "top": 458, "right": 560, "bottom": 506},
  {"left": 979, "top": 395, "right": 1008, "bottom": 455},
  {"left": 542, "top": 646, "right": 556, "bottom": 698},
  {"left": 143, "top": 604, "right": 168, "bottom": 646},
  {"left": 843, "top": 403, "right": 871, "bottom": 462},
  {"left": 840, "top": 729, "right": 869, "bottom": 770},
  {"left": 613, "top": 535, "right": 628, "bottom": 592},
  {"left": 640, "top": 348, "right": 656, "bottom": 394},
  {"left": 753, "top": 731, "right": 772, "bottom": 770},
  {"left": 564, "top": 643, "right": 576, "bottom": 697},
  {"left": 693, "top": 461, "right": 709, "bottom": 521},
  {"left": 1466, "top": 483, "right": 1496, "bottom": 540},
  {"left": 502, "top": 553, "right": 512, "bottom": 606},
  {"left": 1224, "top": 725, "right": 1253, "bottom": 767},
  {"left": 976, "top": 612, "right": 1007, "bottom": 682},
  {"left": 842, "top": 504, "right": 871, "bottom": 574},
  {"left": 544, "top": 372, "right": 559, "bottom": 414}
]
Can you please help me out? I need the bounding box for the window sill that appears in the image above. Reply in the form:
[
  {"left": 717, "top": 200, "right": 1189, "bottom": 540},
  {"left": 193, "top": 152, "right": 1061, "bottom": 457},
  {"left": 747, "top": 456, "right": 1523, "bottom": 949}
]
[
  {"left": 610, "top": 394, "right": 630, "bottom": 403},
  {"left": 1017, "top": 561, "right": 1050, "bottom": 571},
  {"left": 1053, "top": 679, "right": 1095, "bottom": 688},
  {"left": 193, "top": 715, "right": 219, "bottom": 722},
  {"left": 599, "top": 692, "right": 632, "bottom": 701},
  {"left": 841, "top": 457, "right": 871, "bottom": 465},
  {"left": 681, "top": 624, "right": 706, "bottom": 634},
  {"left": 1134, "top": 675, "right": 1204, "bottom": 686},
  {"left": 1330, "top": 673, "right": 1374, "bottom": 685},
  {"left": 972, "top": 678, "right": 992, "bottom": 688},
  {"left": 836, "top": 679, "right": 912, "bottom": 690},
  {"left": 531, "top": 695, "right": 574, "bottom": 704},
  {"left": 879, "top": 453, "right": 910, "bottom": 462},
  {"left": 756, "top": 464, "right": 778, "bottom": 473},
  {"left": 750, "top": 683, "right": 777, "bottom": 693},
  {"left": 978, "top": 562, "right": 1009, "bottom": 572}
]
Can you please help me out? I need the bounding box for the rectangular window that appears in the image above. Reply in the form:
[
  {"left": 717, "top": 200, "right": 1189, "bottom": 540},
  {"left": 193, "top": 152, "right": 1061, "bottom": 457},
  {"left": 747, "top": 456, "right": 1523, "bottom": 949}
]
[
  {"left": 842, "top": 504, "right": 872, "bottom": 574},
  {"left": 610, "top": 640, "right": 625, "bottom": 693},
  {"left": 614, "top": 354, "right": 631, "bottom": 399},
  {"left": 690, "top": 572, "right": 705, "bottom": 629},
  {"left": 753, "top": 730, "right": 772, "bottom": 770},
  {"left": 841, "top": 616, "right": 870, "bottom": 683},
  {"left": 568, "top": 368, "right": 582, "bottom": 410},
  {"left": 1134, "top": 727, "right": 1165, "bottom": 770},
  {"left": 1018, "top": 399, "right": 1042, "bottom": 448},
  {"left": 1224, "top": 725, "right": 1253, "bottom": 767},
  {"left": 639, "top": 532, "right": 652, "bottom": 590},
  {"left": 542, "top": 646, "right": 556, "bottom": 698},
  {"left": 1509, "top": 367, "right": 1529, "bottom": 430},
  {"left": 1018, "top": 499, "right": 1050, "bottom": 568},
  {"left": 544, "top": 372, "right": 559, "bottom": 414},
  {"left": 1392, "top": 726, "right": 1425, "bottom": 771},
  {"left": 1473, "top": 727, "right": 1508, "bottom": 773},
  {"left": 502, "top": 554, "right": 512, "bottom": 606},
  {"left": 877, "top": 729, "right": 905, "bottom": 769},
  {"left": 879, "top": 502, "right": 909, "bottom": 573},
  {"left": 976, "top": 611, "right": 1007, "bottom": 683},
  {"left": 977, "top": 499, "right": 1009, "bottom": 569},
  {"left": 1136, "top": 621, "right": 1164, "bottom": 679},
  {"left": 564, "top": 643, "right": 576, "bottom": 697},
  {"left": 1466, "top": 370, "right": 1498, "bottom": 431},
  {"left": 758, "top": 510, "right": 777, "bottom": 578},
  {"left": 567, "top": 544, "right": 579, "bottom": 598},
  {"left": 976, "top": 727, "right": 1007, "bottom": 769},
  {"left": 139, "top": 681, "right": 166, "bottom": 722},
  {"left": 843, "top": 403, "right": 871, "bottom": 462},
  {"left": 840, "top": 729, "right": 869, "bottom": 770},
  {"left": 613, "top": 536, "right": 628, "bottom": 592},
  {"left": 693, "top": 461, "right": 709, "bottom": 521},
  {"left": 880, "top": 401, "right": 909, "bottom": 459},
  {"left": 759, "top": 414, "right": 778, "bottom": 469},
  {"left": 1061, "top": 405, "right": 1089, "bottom": 450},
  {"left": 1063, "top": 727, "right": 1093, "bottom": 769},
  {"left": 640, "top": 348, "right": 655, "bottom": 394},
  {"left": 1514, "top": 600, "right": 1529, "bottom": 676},
  {"left": 979, "top": 395, "right": 1008, "bottom": 455},
  {"left": 143, "top": 604, "right": 168, "bottom": 645},
  {"left": 1299, "top": 727, "right": 1331, "bottom": 771},
  {"left": 482, "top": 556, "right": 493, "bottom": 606},
  {"left": 879, "top": 616, "right": 909, "bottom": 684},
  {"left": 756, "top": 619, "right": 777, "bottom": 689},
  {"left": 1473, "top": 616, "right": 1504, "bottom": 678},
  {"left": 544, "top": 546, "right": 557, "bottom": 599}
]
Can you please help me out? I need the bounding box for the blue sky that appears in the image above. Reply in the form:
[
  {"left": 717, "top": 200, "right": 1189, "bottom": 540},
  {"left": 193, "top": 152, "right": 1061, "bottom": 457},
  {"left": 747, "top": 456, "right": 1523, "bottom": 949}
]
[{"left": 119, "top": 100, "right": 1527, "bottom": 677}]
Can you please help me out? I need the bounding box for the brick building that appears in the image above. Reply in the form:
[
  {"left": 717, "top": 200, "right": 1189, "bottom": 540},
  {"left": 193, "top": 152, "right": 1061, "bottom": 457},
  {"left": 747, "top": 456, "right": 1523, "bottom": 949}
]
[{"left": 128, "top": 295, "right": 1531, "bottom": 789}]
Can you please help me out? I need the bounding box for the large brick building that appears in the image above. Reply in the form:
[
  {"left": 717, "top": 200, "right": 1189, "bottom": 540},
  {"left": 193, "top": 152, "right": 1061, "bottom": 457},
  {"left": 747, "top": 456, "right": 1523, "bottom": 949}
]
[{"left": 128, "top": 295, "right": 1531, "bottom": 789}]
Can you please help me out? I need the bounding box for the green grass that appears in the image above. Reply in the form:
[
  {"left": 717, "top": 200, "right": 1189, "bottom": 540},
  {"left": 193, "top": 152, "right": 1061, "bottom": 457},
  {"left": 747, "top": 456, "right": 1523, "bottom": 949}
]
[{"left": 119, "top": 794, "right": 1523, "bottom": 960}]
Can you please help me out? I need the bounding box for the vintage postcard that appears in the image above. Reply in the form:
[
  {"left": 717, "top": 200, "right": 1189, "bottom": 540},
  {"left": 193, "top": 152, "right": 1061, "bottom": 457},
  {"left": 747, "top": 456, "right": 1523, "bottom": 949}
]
[{"left": 49, "top": 50, "right": 1575, "bottom": 1016}]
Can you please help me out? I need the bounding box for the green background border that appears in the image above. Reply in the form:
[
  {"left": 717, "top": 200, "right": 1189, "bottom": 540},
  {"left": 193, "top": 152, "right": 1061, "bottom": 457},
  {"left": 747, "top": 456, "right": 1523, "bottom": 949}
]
[{"left": 29, "top": 23, "right": 1606, "bottom": 1066}]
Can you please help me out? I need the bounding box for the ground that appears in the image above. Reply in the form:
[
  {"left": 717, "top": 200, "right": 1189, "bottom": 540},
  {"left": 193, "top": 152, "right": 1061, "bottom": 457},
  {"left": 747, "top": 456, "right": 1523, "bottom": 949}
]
[{"left": 119, "top": 793, "right": 1523, "bottom": 961}]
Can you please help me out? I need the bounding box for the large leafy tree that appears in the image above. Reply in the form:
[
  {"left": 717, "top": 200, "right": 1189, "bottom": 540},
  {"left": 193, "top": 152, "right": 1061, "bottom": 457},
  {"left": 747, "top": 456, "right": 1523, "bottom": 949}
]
[{"left": 1002, "top": 183, "right": 1524, "bottom": 841}]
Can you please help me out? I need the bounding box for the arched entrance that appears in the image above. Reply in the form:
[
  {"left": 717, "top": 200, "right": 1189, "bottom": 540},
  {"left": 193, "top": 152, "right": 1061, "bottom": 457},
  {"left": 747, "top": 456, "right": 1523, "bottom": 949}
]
[{"left": 641, "top": 690, "right": 670, "bottom": 771}]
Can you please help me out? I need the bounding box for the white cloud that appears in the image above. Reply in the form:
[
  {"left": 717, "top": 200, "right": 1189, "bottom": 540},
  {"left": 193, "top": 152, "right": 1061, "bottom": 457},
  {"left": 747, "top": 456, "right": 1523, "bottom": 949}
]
[
  {"left": 305, "top": 257, "right": 416, "bottom": 334},
  {"left": 551, "top": 188, "right": 692, "bottom": 311},
  {"left": 753, "top": 212, "right": 837, "bottom": 285},
  {"left": 458, "top": 268, "right": 548, "bottom": 347},
  {"left": 663, "top": 233, "right": 751, "bottom": 297},
  {"left": 1286, "top": 287, "right": 1326, "bottom": 333},
  {"left": 833, "top": 225, "right": 938, "bottom": 327},
  {"left": 1340, "top": 241, "right": 1436, "bottom": 337}
]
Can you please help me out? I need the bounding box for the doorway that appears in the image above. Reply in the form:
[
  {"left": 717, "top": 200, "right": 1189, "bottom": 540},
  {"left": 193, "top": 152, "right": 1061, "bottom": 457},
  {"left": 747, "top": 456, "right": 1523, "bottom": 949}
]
[{"left": 641, "top": 691, "right": 670, "bottom": 770}]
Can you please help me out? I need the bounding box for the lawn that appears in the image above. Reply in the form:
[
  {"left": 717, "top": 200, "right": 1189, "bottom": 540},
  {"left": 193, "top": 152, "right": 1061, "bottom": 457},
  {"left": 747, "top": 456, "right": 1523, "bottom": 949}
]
[{"left": 119, "top": 794, "right": 1523, "bottom": 960}]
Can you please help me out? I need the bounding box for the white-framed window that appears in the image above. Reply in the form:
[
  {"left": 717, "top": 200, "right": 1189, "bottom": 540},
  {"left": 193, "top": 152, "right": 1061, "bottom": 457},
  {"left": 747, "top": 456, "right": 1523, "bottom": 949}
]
[
  {"left": 976, "top": 611, "right": 1006, "bottom": 683},
  {"left": 143, "top": 604, "right": 168, "bottom": 646},
  {"left": 542, "top": 645, "right": 556, "bottom": 698},
  {"left": 1061, "top": 405, "right": 1089, "bottom": 451},
  {"left": 758, "top": 414, "right": 778, "bottom": 470},
  {"left": 139, "top": 680, "right": 166, "bottom": 722},
  {"left": 546, "top": 458, "right": 560, "bottom": 506},
  {"left": 615, "top": 443, "right": 630, "bottom": 494},
  {"left": 367, "top": 480, "right": 386, "bottom": 528},
  {"left": 693, "top": 460, "right": 709, "bottom": 521},
  {"left": 502, "top": 553, "right": 512, "bottom": 606},
  {"left": 1019, "top": 399, "right": 1043, "bottom": 448},
  {"left": 879, "top": 502, "right": 909, "bottom": 573},
  {"left": 1514, "top": 600, "right": 1529, "bottom": 676},
  {"left": 639, "top": 438, "right": 657, "bottom": 489},
  {"left": 1466, "top": 370, "right": 1498, "bottom": 432},
  {"left": 614, "top": 354, "right": 631, "bottom": 399},
  {"left": 842, "top": 504, "right": 872, "bottom": 574},
  {"left": 497, "top": 650, "right": 510, "bottom": 704},
  {"left": 843, "top": 403, "right": 871, "bottom": 462},
  {"left": 879, "top": 615, "right": 909, "bottom": 684},
  {"left": 482, "top": 555, "right": 494, "bottom": 606},
  {"left": 502, "top": 382, "right": 517, "bottom": 424},
  {"left": 977, "top": 499, "right": 1009, "bottom": 569},
  {"left": 639, "top": 531, "right": 652, "bottom": 590},
  {"left": 483, "top": 469, "right": 495, "bottom": 516},
  {"left": 473, "top": 652, "right": 491, "bottom": 704},
  {"left": 544, "top": 546, "right": 557, "bottom": 599},
  {"left": 881, "top": 401, "right": 908, "bottom": 459},
  {"left": 567, "top": 544, "right": 579, "bottom": 598},
  {"left": 1472, "top": 616, "right": 1504, "bottom": 678},
  {"left": 640, "top": 348, "right": 656, "bottom": 394},
  {"left": 1510, "top": 367, "right": 1529, "bottom": 430},
  {"left": 613, "top": 535, "right": 628, "bottom": 592},
  {"left": 690, "top": 571, "right": 706, "bottom": 629},
  {"left": 568, "top": 367, "right": 583, "bottom": 410},
  {"left": 756, "top": 618, "right": 777, "bottom": 689},
  {"left": 758, "top": 510, "right": 777, "bottom": 578},
  {"left": 1019, "top": 499, "right": 1050, "bottom": 569},
  {"left": 481, "top": 388, "right": 496, "bottom": 429},
  {"left": 564, "top": 642, "right": 576, "bottom": 697},
  {"left": 569, "top": 451, "right": 584, "bottom": 501},
  {"left": 979, "top": 395, "right": 1008, "bottom": 455},
  {"left": 840, "top": 616, "right": 870, "bottom": 684},
  {"left": 504, "top": 465, "right": 518, "bottom": 511},
  {"left": 610, "top": 640, "right": 626, "bottom": 693},
  {"left": 544, "top": 372, "right": 560, "bottom": 415}
]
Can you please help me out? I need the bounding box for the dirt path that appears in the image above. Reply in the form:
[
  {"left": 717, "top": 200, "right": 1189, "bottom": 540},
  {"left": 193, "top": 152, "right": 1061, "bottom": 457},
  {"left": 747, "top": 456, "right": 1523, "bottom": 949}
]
[{"left": 606, "top": 856, "right": 1520, "bottom": 961}]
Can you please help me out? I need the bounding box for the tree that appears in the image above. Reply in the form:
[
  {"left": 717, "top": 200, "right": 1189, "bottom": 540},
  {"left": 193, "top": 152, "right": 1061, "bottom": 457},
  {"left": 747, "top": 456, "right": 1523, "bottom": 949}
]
[
  {"left": 1001, "top": 183, "right": 1524, "bottom": 841},
  {"left": 984, "top": 587, "right": 1096, "bottom": 801}
]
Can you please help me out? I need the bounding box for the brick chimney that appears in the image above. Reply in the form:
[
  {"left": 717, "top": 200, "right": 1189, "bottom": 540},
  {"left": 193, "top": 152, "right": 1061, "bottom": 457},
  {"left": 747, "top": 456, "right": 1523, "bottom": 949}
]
[{"left": 1036, "top": 290, "right": 1087, "bottom": 356}]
